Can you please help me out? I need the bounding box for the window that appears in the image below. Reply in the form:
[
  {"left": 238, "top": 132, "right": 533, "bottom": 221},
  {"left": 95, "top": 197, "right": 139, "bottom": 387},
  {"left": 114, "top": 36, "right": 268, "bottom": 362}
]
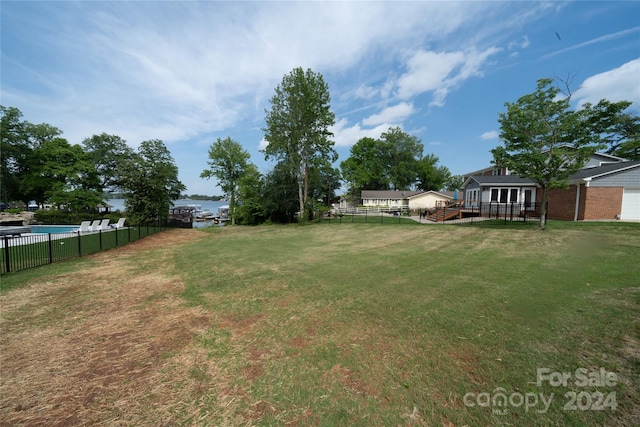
[{"left": 491, "top": 188, "right": 519, "bottom": 203}]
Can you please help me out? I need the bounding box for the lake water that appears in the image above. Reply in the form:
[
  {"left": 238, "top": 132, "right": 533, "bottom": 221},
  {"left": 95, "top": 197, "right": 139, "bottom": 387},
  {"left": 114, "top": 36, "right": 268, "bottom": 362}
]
[{"left": 106, "top": 199, "right": 229, "bottom": 228}]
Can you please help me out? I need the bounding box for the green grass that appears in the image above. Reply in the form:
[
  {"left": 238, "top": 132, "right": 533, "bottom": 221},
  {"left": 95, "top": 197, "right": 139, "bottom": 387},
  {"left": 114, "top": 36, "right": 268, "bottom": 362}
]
[
  {"left": 3, "top": 221, "right": 638, "bottom": 425},
  {"left": 0, "top": 226, "right": 158, "bottom": 276},
  {"left": 171, "top": 222, "right": 639, "bottom": 426}
]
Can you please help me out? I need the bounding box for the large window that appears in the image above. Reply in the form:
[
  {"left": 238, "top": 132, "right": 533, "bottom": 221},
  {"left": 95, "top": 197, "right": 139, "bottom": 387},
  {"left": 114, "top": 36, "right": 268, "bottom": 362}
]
[{"left": 490, "top": 188, "right": 519, "bottom": 203}]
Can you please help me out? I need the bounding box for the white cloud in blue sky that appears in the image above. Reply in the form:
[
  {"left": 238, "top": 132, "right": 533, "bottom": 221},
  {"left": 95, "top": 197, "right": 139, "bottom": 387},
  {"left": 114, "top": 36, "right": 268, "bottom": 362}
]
[{"left": 2, "top": 1, "right": 639, "bottom": 195}]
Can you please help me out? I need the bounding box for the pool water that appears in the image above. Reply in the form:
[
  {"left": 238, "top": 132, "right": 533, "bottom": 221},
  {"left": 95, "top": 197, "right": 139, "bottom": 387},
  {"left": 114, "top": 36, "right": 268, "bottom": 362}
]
[{"left": 30, "top": 225, "right": 79, "bottom": 234}]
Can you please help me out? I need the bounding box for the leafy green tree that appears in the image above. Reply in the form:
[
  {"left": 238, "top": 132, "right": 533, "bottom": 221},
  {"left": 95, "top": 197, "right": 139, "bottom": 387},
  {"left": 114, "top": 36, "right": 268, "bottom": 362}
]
[
  {"left": 444, "top": 175, "right": 464, "bottom": 191},
  {"left": 200, "top": 137, "right": 252, "bottom": 225},
  {"left": 308, "top": 160, "right": 341, "bottom": 209},
  {"left": 39, "top": 142, "right": 102, "bottom": 211},
  {"left": 0, "top": 106, "right": 29, "bottom": 206},
  {"left": 119, "top": 139, "right": 185, "bottom": 225},
  {"left": 261, "top": 162, "right": 299, "bottom": 223},
  {"left": 416, "top": 154, "right": 451, "bottom": 191},
  {"left": 492, "top": 78, "right": 632, "bottom": 229},
  {"left": 20, "top": 131, "right": 102, "bottom": 210},
  {"left": 602, "top": 111, "right": 640, "bottom": 160},
  {"left": 82, "top": 133, "right": 134, "bottom": 193},
  {"left": 263, "top": 67, "right": 336, "bottom": 221},
  {"left": 340, "top": 136, "right": 390, "bottom": 197},
  {"left": 380, "top": 127, "right": 423, "bottom": 190},
  {"left": 235, "top": 164, "right": 265, "bottom": 225}
]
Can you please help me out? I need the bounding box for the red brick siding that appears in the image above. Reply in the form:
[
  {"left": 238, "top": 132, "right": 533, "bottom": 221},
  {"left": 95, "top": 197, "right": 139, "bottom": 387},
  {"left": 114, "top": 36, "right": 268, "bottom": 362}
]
[
  {"left": 546, "top": 186, "right": 578, "bottom": 220},
  {"left": 582, "top": 187, "right": 623, "bottom": 220},
  {"left": 545, "top": 185, "right": 623, "bottom": 220}
]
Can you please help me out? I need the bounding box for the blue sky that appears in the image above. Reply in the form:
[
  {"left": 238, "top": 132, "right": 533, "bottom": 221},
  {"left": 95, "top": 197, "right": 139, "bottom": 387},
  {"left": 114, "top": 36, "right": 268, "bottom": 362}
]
[{"left": 2, "top": 1, "right": 639, "bottom": 196}]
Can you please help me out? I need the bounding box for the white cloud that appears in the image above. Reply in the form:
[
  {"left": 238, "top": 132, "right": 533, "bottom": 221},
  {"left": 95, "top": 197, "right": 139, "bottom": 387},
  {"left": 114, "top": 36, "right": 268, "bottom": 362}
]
[
  {"left": 480, "top": 131, "right": 499, "bottom": 140},
  {"left": 331, "top": 118, "right": 392, "bottom": 147},
  {"left": 362, "top": 102, "right": 415, "bottom": 126},
  {"left": 395, "top": 47, "right": 501, "bottom": 106},
  {"left": 397, "top": 51, "right": 465, "bottom": 100},
  {"left": 575, "top": 58, "right": 640, "bottom": 108},
  {"left": 508, "top": 35, "right": 530, "bottom": 50},
  {"left": 354, "top": 84, "right": 378, "bottom": 100},
  {"left": 258, "top": 138, "right": 269, "bottom": 151}
]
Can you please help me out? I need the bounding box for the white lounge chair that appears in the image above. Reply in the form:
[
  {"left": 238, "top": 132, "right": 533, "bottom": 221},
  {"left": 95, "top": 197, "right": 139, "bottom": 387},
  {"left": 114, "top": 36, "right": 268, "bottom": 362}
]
[
  {"left": 98, "top": 219, "right": 110, "bottom": 230},
  {"left": 89, "top": 220, "right": 101, "bottom": 232},
  {"left": 75, "top": 221, "right": 91, "bottom": 233},
  {"left": 111, "top": 218, "right": 126, "bottom": 229}
]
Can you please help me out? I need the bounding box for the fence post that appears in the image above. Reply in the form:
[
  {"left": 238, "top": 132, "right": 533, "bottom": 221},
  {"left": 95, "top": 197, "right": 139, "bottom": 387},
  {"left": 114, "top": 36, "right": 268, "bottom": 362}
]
[
  {"left": 48, "top": 233, "right": 53, "bottom": 265},
  {"left": 3, "top": 236, "right": 10, "bottom": 273},
  {"left": 77, "top": 231, "right": 82, "bottom": 257},
  {"left": 99, "top": 229, "right": 103, "bottom": 251}
]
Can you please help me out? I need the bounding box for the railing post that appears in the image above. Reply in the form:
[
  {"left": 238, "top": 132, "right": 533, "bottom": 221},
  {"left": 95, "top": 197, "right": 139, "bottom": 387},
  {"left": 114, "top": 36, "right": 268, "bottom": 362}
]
[
  {"left": 3, "top": 236, "right": 10, "bottom": 274},
  {"left": 48, "top": 233, "right": 53, "bottom": 265}
]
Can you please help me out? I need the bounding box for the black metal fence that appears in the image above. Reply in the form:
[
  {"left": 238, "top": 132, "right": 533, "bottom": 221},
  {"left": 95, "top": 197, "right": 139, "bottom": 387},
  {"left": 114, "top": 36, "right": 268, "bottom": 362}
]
[
  {"left": 320, "top": 202, "right": 546, "bottom": 225},
  {"left": 1, "top": 225, "right": 168, "bottom": 275}
]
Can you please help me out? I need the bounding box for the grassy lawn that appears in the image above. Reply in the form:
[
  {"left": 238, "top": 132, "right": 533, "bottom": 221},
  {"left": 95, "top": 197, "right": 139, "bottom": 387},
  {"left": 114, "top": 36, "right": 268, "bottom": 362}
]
[{"left": 1, "top": 221, "right": 638, "bottom": 426}]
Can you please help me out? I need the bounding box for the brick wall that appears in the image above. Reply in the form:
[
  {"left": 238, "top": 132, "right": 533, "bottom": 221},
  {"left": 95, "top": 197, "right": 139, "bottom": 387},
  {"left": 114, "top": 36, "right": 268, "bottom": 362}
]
[
  {"left": 545, "top": 185, "right": 623, "bottom": 220},
  {"left": 546, "top": 186, "right": 578, "bottom": 220},
  {"left": 582, "top": 186, "right": 623, "bottom": 220}
]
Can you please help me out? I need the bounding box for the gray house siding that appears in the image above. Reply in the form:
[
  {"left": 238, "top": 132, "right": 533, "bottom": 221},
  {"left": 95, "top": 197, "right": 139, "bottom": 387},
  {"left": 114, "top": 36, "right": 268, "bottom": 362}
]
[
  {"left": 583, "top": 153, "right": 626, "bottom": 168},
  {"left": 589, "top": 166, "right": 640, "bottom": 187}
]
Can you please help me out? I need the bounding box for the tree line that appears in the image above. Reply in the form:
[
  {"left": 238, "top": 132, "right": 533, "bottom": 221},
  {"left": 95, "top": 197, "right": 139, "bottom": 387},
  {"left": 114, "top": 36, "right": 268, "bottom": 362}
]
[
  {"left": 0, "top": 107, "right": 184, "bottom": 225},
  {"left": 202, "top": 67, "right": 457, "bottom": 225},
  {"left": 2, "top": 68, "right": 637, "bottom": 227}
]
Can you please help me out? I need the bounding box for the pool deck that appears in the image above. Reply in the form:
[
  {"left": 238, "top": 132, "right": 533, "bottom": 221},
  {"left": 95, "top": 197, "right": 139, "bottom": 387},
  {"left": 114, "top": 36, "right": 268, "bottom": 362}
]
[
  {"left": 0, "top": 226, "right": 126, "bottom": 248},
  {"left": 0, "top": 226, "right": 31, "bottom": 237}
]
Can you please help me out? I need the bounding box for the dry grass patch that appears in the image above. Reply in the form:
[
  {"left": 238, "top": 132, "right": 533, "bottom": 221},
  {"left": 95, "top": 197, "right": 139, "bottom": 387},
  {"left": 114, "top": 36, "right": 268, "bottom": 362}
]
[{"left": 0, "top": 229, "right": 230, "bottom": 426}]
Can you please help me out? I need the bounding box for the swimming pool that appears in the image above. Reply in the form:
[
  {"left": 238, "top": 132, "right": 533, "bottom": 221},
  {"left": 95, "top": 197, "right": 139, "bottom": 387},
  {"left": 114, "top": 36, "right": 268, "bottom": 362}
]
[{"left": 30, "top": 225, "right": 79, "bottom": 234}]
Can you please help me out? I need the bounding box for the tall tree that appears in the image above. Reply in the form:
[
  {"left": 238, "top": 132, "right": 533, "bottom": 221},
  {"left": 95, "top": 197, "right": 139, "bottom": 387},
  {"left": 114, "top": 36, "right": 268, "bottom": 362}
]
[
  {"left": 118, "top": 139, "right": 185, "bottom": 225},
  {"left": 492, "top": 78, "right": 632, "bottom": 229},
  {"left": 82, "top": 133, "right": 134, "bottom": 193},
  {"left": 340, "top": 136, "right": 390, "bottom": 197},
  {"left": 602, "top": 111, "right": 640, "bottom": 160},
  {"left": 379, "top": 127, "right": 423, "bottom": 190},
  {"left": 0, "top": 106, "right": 28, "bottom": 206},
  {"left": 415, "top": 154, "right": 451, "bottom": 191},
  {"left": 200, "top": 137, "right": 252, "bottom": 225},
  {"left": 444, "top": 175, "right": 464, "bottom": 191},
  {"left": 261, "top": 162, "right": 300, "bottom": 224},
  {"left": 263, "top": 67, "right": 336, "bottom": 221},
  {"left": 44, "top": 142, "right": 102, "bottom": 212},
  {"left": 235, "top": 164, "right": 265, "bottom": 225}
]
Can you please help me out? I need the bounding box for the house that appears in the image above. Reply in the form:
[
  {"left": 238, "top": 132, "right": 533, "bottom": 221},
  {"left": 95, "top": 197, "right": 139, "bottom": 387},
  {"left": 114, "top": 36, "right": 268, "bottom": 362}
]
[
  {"left": 547, "top": 160, "right": 640, "bottom": 221},
  {"left": 462, "top": 152, "right": 640, "bottom": 221},
  {"left": 360, "top": 190, "right": 454, "bottom": 211},
  {"left": 462, "top": 175, "right": 538, "bottom": 210}
]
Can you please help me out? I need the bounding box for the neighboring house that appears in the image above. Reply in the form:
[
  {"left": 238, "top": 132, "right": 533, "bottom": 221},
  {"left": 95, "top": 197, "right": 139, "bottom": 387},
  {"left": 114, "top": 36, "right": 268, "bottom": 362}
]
[
  {"left": 360, "top": 190, "right": 454, "bottom": 210},
  {"left": 547, "top": 160, "right": 640, "bottom": 221},
  {"left": 462, "top": 152, "right": 640, "bottom": 221},
  {"left": 462, "top": 175, "right": 538, "bottom": 210},
  {"left": 407, "top": 190, "right": 454, "bottom": 210}
]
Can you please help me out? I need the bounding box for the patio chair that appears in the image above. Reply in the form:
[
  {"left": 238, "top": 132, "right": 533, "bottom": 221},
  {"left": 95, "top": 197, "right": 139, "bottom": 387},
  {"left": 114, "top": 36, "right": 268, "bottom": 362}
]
[
  {"left": 111, "top": 217, "right": 126, "bottom": 229},
  {"left": 75, "top": 221, "right": 91, "bottom": 233},
  {"left": 88, "top": 220, "right": 101, "bottom": 232},
  {"left": 98, "top": 219, "right": 110, "bottom": 230}
]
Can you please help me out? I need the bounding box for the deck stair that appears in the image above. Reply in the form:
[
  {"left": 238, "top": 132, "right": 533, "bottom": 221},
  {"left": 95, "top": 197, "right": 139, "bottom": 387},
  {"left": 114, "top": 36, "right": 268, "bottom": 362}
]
[{"left": 427, "top": 201, "right": 462, "bottom": 222}]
